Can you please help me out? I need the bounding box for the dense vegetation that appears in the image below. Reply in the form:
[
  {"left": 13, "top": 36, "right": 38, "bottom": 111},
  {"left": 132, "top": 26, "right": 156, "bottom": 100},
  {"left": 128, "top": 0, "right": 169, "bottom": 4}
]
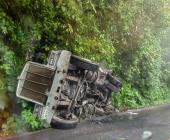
[{"left": 0, "top": 0, "right": 170, "bottom": 135}]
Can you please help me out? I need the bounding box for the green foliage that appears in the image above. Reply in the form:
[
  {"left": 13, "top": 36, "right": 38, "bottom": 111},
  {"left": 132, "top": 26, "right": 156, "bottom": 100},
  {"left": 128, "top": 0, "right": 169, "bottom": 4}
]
[
  {"left": 21, "top": 109, "right": 47, "bottom": 130},
  {"left": 0, "top": 42, "right": 23, "bottom": 92},
  {"left": 1, "top": 110, "right": 48, "bottom": 135},
  {"left": 113, "top": 83, "right": 145, "bottom": 110},
  {"left": 161, "top": 28, "right": 170, "bottom": 88},
  {"left": 162, "top": 62, "right": 170, "bottom": 88},
  {"left": 0, "top": 1, "right": 169, "bottom": 132},
  {"left": 110, "top": 0, "right": 170, "bottom": 105},
  {"left": 21, "top": 109, "right": 46, "bottom": 130}
]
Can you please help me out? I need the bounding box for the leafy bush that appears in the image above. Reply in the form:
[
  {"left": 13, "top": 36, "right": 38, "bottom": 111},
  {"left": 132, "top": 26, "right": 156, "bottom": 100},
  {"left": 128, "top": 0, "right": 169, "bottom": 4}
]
[
  {"left": 1, "top": 109, "right": 47, "bottom": 135},
  {"left": 21, "top": 109, "right": 46, "bottom": 131},
  {"left": 0, "top": 42, "right": 24, "bottom": 92},
  {"left": 113, "top": 83, "right": 145, "bottom": 110}
]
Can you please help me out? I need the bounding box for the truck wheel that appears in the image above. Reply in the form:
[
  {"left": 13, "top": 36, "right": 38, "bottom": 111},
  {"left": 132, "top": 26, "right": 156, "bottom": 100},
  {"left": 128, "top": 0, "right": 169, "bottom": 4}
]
[
  {"left": 51, "top": 113, "right": 78, "bottom": 129},
  {"left": 70, "top": 55, "right": 99, "bottom": 71},
  {"left": 106, "top": 74, "right": 122, "bottom": 88}
]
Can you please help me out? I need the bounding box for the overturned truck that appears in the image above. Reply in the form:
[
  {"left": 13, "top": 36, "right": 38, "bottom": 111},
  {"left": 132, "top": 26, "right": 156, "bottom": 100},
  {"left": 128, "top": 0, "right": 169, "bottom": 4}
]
[{"left": 16, "top": 50, "right": 122, "bottom": 129}]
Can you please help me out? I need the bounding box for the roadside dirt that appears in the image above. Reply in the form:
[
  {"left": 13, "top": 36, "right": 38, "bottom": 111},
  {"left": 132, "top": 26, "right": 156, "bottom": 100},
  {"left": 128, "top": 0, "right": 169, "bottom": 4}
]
[{"left": 0, "top": 71, "right": 13, "bottom": 137}]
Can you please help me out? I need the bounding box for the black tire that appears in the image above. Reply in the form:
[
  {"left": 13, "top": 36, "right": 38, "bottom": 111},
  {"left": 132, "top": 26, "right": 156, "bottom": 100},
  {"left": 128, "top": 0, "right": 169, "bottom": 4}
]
[
  {"left": 51, "top": 113, "right": 78, "bottom": 129},
  {"left": 70, "top": 55, "right": 99, "bottom": 71},
  {"left": 106, "top": 74, "right": 122, "bottom": 88},
  {"left": 104, "top": 82, "right": 120, "bottom": 93}
]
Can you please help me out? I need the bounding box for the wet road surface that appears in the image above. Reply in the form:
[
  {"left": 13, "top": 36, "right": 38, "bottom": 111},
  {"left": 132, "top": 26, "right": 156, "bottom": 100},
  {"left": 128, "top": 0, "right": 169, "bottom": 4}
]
[{"left": 5, "top": 104, "right": 170, "bottom": 140}]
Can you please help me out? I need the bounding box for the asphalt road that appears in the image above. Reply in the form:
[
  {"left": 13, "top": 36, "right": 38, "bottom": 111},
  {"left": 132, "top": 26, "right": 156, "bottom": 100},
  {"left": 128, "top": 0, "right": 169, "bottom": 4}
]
[{"left": 5, "top": 104, "right": 170, "bottom": 140}]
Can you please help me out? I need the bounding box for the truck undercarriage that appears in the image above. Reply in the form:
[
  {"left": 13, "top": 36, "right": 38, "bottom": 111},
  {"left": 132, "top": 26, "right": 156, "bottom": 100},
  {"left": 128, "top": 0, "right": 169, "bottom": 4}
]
[{"left": 16, "top": 50, "right": 122, "bottom": 129}]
